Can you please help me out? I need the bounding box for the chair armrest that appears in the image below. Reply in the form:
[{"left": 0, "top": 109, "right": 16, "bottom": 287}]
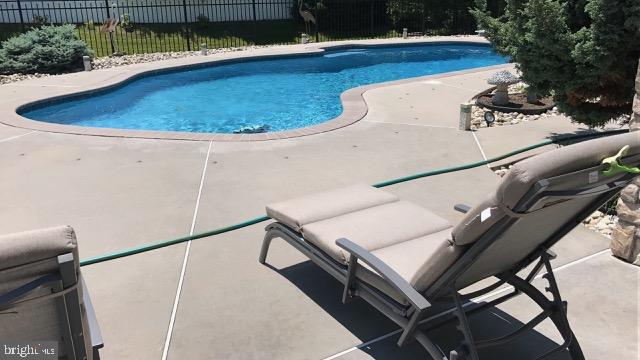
[
  {"left": 81, "top": 278, "right": 104, "bottom": 353},
  {"left": 454, "top": 204, "right": 471, "bottom": 213},
  {"left": 336, "top": 238, "right": 431, "bottom": 310}
]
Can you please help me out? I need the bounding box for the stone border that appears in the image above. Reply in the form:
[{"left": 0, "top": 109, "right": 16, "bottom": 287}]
[{"left": 0, "top": 36, "right": 511, "bottom": 141}]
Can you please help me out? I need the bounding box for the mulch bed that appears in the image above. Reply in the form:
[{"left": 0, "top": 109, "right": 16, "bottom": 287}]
[{"left": 476, "top": 93, "right": 555, "bottom": 115}]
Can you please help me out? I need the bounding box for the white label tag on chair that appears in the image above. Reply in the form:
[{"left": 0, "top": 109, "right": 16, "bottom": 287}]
[
  {"left": 588, "top": 171, "right": 599, "bottom": 184},
  {"left": 481, "top": 208, "right": 492, "bottom": 222}
]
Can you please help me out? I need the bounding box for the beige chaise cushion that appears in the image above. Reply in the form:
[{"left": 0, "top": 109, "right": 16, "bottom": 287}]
[
  {"left": 267, "top": 186, "right": 460, "bottom": 304},
  {"left": 302, "top": 200, "right": 451, "bottom": 264},
  {"left": 266, "top": 183, "right": 398, "bottom": 231},
  {"left": 357, "top": 228, "right": 462, "bottom": 304}
]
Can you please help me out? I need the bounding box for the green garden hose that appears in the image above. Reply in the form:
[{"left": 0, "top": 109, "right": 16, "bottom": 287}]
[{"left": 79, "top": 128, "right": 628, "bottom": 267}]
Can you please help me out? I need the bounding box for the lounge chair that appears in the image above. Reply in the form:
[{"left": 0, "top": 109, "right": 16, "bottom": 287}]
[
  {"left": 259, "top": 132, "right": 640, "bottom": 359},
  {"left": 0, "top": 226, "right": 103, "bottom": 360}
]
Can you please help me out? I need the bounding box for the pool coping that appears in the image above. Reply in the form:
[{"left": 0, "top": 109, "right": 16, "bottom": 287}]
[{"left": 0, "top": 36, "right": 511, "bottom": 141}]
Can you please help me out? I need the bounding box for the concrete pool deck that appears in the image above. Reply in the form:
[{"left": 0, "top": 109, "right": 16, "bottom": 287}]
[{"left": 0, "top": 41, "right": 637, "bottom": 359}]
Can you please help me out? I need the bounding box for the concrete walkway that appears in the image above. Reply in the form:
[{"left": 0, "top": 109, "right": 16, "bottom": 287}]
[{"left": 0, "top": 60, "right": 636, "bottom": 359}]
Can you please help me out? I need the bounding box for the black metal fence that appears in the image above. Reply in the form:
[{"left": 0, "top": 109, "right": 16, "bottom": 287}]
[{"left": 0, "top": 0, "right": 488, "bottom": 57}]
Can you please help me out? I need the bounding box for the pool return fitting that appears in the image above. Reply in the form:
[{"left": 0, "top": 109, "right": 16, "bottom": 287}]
[{"left": 79, "top": 129, "right": 629, "bottom": 267}]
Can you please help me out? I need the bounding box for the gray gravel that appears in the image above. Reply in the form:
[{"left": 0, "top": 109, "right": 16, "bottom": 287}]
[
  {"left": 471, "top": 105, "right": 561, "bottom": 129},
  {"left": 0, "top": 73, "right": 51, "bottom": 85},
  {"left": 92, "top": 45, "right": 271, "bottom": 70},
  {"left": 0, "top": 45, "right": 273, "bottom": 85},
  {"left": 91, "top": 51, "right": 202, "bottom": 70}
]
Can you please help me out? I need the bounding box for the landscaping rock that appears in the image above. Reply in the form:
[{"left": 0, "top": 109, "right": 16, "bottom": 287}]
[
  {"left": 493, "top": 165, "right": 512, "bottom": 178},
  {"left": 0, "top": 73, "right": 49, "bottom": 85},
  {"left": 620, "top": 183, "right": 640, "bottom": 204},
  {"left": 1, "top": 45, "right": 275, "bottom": 85},
  {"left": 611, "top": 220, "right": 640, "bottom": 263},
  {"left": 596, "top": 219, "right": 610, "bottom": 231},
  {"left": 470, "top": 94, "right": 562, "bottom": 130},
  {"left": 92, "top": 45, "right": 272, "bottom": 70},
  {"left": 611, "top": 178, "right": 640, "bottom": 263},
  {"left": 591, "top": 210, "right": 604, "bottom": 220},
  {"left": 615, "top": 197, "right": 640, "bottom": 226},
  {"left": 92, "top": 50, "right": 195, "bottom": 69},
  {"left": 581, "top": 210, "right": 618, "bottom": 239},
  {"left": 616, "top": 113, "right": 632, "bottom": 127}
]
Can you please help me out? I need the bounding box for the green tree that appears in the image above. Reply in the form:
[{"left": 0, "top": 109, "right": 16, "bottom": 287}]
[{"left": 472, "top": 0, "right": 640, "bottom": 126}]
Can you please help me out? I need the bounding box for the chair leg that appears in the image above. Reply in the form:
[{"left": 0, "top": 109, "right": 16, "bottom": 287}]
[
  {"left": 506, "top": 254, "right": 585, "bottom": 360},
  {"left": 547, "top": 308, "right": 585, "bottom": 360},
  {"left": 259, "top": 228, "right": 278, "bottom": 264},
  {"left": 451, "top": 288, "right": 480, "bottom": 360},
  {"left": 413, "top": 330, "right": 448, "bottom": 360},
  {"left": 397, "top": 308, "right": 423, "bottom": 346},
  {"left": 540, "top": 256, "right": 585, "bottom": 360},
  {"left": 566, "top": 330, "right": 585, "bottom": 360}
]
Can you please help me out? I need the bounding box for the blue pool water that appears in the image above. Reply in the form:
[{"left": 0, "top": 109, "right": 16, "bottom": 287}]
[{"left": 21, "top": 43, "right": 508, "bottom": 133}]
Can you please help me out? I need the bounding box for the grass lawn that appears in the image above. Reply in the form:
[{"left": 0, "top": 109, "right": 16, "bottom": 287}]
[
  {"left": 87, "top": 20, "right": 308, "bottom": 57},
  {"left": 1, "top": 21, "right": 400, "bottom": 57}
]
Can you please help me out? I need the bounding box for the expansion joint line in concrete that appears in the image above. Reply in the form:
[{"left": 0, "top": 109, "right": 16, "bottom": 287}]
[
  {"left": 161, "top": 140, "right": 213, "bottom": 360},
  {"left": 471, "top": 131, "right": 491, "bottom": 169},
  {"left": 0, "top": 130, "right": 37, "bottom": 143}
]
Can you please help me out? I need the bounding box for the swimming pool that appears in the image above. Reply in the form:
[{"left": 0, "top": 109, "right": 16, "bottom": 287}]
[{"left": 20, "top": 43, "right": 508, "bottom": 134}]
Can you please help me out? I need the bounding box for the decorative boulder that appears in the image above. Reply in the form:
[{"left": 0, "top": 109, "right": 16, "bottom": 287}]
[
  {"left": 611, "top": 180, "right": 640, "bottom": 265},
  {"left": 487, "top": 70, "right": 520, "bottom": 106}
]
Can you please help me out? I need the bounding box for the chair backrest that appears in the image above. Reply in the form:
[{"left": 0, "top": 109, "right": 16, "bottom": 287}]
[
  {"left": 0, "top": 226, "right": 95, "bottom": 360},
  {"left": 430, "top": 132, "right": 640, "bottom": 294}
]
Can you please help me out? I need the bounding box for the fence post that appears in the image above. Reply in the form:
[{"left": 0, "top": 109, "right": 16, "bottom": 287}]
[
  {"left": 315, "top": 8, "right": 319, "bottom": 42},
  {"left": 16, "top": 0, "right": 25, "bottom": 32},
  {"left": 252, "top": 0, "right": 256, "bottom": 22},
  {"left": 421, "top": 0, "right": 427, "bottom": 35},
  {"left": 104, "top": 0, "right": 115, "bottom": 54},
  {"left": 369, "top": 1, "right": 374, "bottom": 36},
  {"left": 182, "top": 0, "right": 191, "bottom": 51}
]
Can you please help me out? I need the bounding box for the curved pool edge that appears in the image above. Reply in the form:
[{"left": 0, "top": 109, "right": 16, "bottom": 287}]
[{"left": 2, "top": 37, "right": 508, "bottom": 142}]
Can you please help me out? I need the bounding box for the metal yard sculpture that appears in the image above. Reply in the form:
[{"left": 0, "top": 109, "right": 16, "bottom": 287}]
[{"left": 298, "top": 0, "right": 317, "bottom": 36}]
